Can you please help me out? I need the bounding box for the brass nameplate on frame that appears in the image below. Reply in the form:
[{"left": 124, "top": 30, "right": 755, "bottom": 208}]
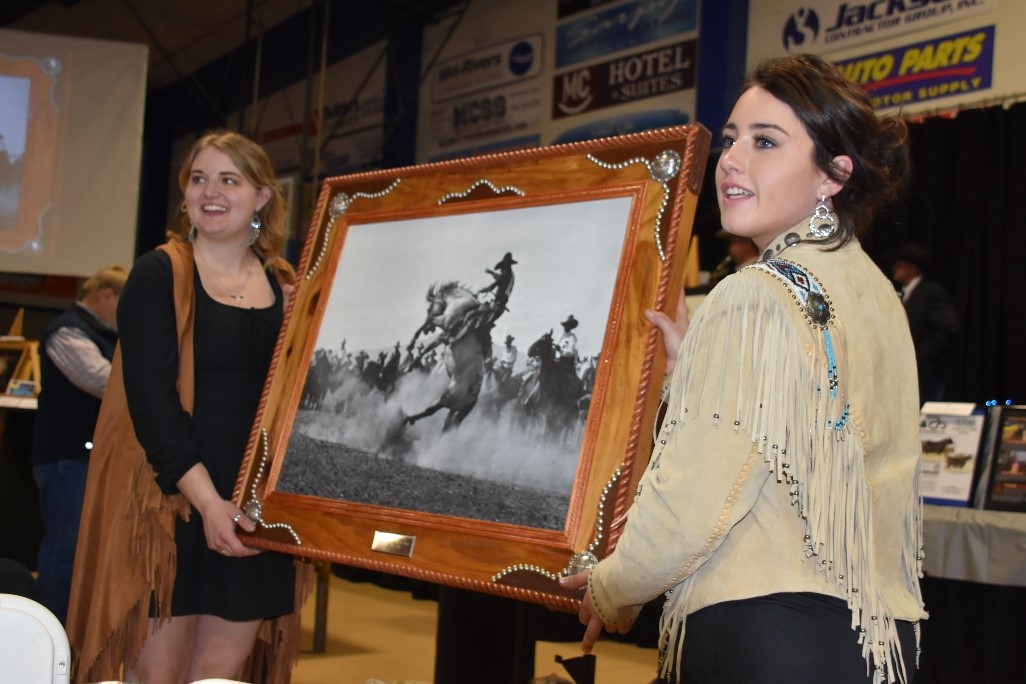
[{"left": 372, "top": 531, "right": 416, "bottom": 558}]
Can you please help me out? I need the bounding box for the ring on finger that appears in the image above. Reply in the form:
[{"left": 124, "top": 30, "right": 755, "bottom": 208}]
[{"left": 232, "top": 512, "right": 243, "bottom": 524}]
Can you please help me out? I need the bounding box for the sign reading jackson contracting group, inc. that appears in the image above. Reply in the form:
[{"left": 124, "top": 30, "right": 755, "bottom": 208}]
[
  {"left": 774, "top": 0, "right": 998, "bottom": 110},
  {"left": 778, "top": 0, "right": 996, "bottom": 55}
]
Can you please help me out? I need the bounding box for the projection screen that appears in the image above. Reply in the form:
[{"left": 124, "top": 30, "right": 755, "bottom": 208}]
[{"left": 0, "top": 28, "right": 147, "bottom": 278}]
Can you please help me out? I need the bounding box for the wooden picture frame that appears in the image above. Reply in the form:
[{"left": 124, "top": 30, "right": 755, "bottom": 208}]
[{"left": 234, "top": 124, "right": 710, "bottom": 610}]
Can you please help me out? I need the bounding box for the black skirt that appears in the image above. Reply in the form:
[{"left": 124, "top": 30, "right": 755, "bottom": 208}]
[{"left": 661, "top": 592, "right": 917, "bottom": 684}]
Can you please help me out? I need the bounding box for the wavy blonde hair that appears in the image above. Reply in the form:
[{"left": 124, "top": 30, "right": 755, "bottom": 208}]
[{"left": 170, "top": 130, "right": 295, "bottom": 283}]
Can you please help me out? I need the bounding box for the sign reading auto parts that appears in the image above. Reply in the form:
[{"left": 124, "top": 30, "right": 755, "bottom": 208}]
[{"left": 834, "top": 25, "right": 994, "bottom": 109}]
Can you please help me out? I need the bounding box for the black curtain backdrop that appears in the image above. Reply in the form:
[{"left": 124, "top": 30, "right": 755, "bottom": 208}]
[{"left": 863, "top": 103, "right": 1026, "bottom": 406}]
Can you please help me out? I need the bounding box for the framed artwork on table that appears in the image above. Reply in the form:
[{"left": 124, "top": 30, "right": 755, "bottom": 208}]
[
  {"left": 233, "top": 124, "right": 711, "bottom": 610},
  {"left": 983, "top": 405, "right": 1026, "bottom": 512}
]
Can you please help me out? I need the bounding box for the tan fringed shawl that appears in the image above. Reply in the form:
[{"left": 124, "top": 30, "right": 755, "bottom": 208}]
[
  {"left": 67, "top": 240, "right": 311, "bottom": 683},
  {"left": 656, "top": 251, "right": 922, "bottom": 684},
  {"left": 588, "top": 238, "right": 924, "bottom": 684}
]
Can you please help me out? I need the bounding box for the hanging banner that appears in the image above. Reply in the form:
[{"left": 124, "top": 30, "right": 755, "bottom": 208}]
[
  {"left": 421, "top": 79, "right": 542, "bottom": 162},
  {"left": 552, "top": 38, "right": 696, "bottom": 119},
  {"left": 777, "top": 0, "right": 997, "bottom": 55},
  {"left": 431, "top": 35, "right": 542, "bottom": 103},
  {"left": 555, "top": 0, "right": 698, "bottom": 69},
  {"left": 419, "top": 28, "right": 543, "bottom": 162},
  {"left": 834, "top": 25, "right": 995, "bottom": 109}
]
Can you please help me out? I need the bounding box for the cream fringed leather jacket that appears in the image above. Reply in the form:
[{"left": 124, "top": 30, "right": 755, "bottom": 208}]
[{"left": 588, "top": 230, "right": 927, "bottom": 684}]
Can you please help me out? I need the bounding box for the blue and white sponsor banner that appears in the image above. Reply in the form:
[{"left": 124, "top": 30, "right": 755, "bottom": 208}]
[
  {"left": 555, "top": 0, "right": 699, "bottom": 69},
  {"left": 552, "top": 38, "right": 695, "bottom": 118},
  {"left": 431, "top": 35, "right": 543, "bottom": 103},
  {"left": 835, "top": 25, "right": 995, "bottom": 109},
  {"left": 417, "top": 0, "right": 550, "bottom": 163},
  {"left": 777, "top": 0, "right": 996, "bottom": 55},
  {"left": 423, "top": 83, "right": 542, "bottom": 162}
]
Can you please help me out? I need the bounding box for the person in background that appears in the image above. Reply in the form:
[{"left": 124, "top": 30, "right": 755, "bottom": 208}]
[
  {"left": 557, "top": 314, "right": 579, "bottom": 363},
  {"left": 68, "top": 131, "right": 304, "bottom": 684},
  {"left": 892, "top": 242, "right": 959, "bottom": 403},
  {"left": 496, "top": 334, "right": 517, "bottom": 382},
  {"left": 31, "top": 264, "right": 126, "bottom": 624},
  {"left": 562, "top": 54, "right": 926, "bottom": 683},
  {"left": 708, "top": 229, "right": 760, "bottom": 287}
]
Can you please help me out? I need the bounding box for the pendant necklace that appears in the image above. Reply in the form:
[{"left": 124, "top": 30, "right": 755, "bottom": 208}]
[
  {"left": 196, "top": 243, "right": 253, "bottom": 305},
  {"left": 226, "top": 260, "right": 253, "bottom": 303}
]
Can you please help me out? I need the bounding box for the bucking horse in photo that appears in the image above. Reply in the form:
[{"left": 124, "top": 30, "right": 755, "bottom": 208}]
[{"left": 401, "top": 281, "right": 492, "bottom": 431}]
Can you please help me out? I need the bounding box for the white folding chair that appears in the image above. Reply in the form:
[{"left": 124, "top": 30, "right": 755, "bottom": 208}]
[{"left": 0, "top": 593, "right": 71, "bottom": 683}]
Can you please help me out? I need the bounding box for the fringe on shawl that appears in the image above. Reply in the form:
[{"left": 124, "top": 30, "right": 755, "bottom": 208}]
[
  {"left": 653, "top": 264, "right": 922, "bottom": 684},
  {"left": 78, "top": 474, "right": 189, "bottom": 682},
  {"left": 72, "top": 241, "right": 311, "bottom": 682}
]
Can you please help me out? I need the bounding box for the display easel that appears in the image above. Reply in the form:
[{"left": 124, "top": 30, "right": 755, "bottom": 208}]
[{"left": 1, "top": 308, "right": 41, "bottom": 401}]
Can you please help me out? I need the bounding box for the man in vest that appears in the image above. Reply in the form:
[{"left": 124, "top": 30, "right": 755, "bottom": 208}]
[{"left": 31, "top": 264, "right": 126, "bottom": 623}]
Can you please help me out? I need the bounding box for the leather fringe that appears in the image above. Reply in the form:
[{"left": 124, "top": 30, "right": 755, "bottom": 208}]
[{"left": 654, "top": 263, "right": 921, "bottom": 684}]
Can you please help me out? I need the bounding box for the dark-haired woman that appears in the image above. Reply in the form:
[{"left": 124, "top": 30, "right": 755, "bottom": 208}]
[{"left": 562, "top": 54, "right": 926, "bottom": 684}]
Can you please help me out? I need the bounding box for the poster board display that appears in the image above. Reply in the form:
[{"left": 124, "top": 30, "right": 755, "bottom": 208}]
[
  {"left": 919, "top": 407, "right": 987, "bottom": 507},
  {"left": 232, "top": 124, "right": 711, "bottom": 610}
]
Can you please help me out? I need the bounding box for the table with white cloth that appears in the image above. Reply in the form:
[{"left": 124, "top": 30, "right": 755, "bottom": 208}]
[{"left": 917, "top": 504, "right": 1026, "bottom": 683}]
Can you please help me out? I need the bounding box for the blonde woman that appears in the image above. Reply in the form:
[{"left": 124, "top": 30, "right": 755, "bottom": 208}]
[{"left": 70, "top": 131, "right": 301, "bottom": 684}]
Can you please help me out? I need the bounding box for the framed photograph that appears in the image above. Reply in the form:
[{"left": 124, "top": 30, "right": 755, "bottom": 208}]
[
  {"left": 983, "top": 405, "right": 1026, "bottom": 512},
  {"left": 234, "top": 125, "right": 711, "bottom": 609}
]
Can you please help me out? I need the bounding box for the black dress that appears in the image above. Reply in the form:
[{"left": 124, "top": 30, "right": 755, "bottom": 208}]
[{"left": 118, "top": 249, "right": 294, "bottom": 621}]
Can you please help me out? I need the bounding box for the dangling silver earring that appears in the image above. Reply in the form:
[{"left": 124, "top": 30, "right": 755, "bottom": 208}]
[
  {"left": 248, "top": 213, "right": 262, "bottom": 246},
  {"left": 808, "top": 195, "right": 837, "bottom": 239},
  {"left": 188, "top": 225, "right": 197, "bottom": 243}
]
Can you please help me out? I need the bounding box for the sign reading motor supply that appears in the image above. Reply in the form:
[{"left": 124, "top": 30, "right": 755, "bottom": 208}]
[
  {"left": 835, "top": 25, "right": 994, "bottom": 109},
  {"left": 552, "top": 39, "right": 696, "bottom": 119}
]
